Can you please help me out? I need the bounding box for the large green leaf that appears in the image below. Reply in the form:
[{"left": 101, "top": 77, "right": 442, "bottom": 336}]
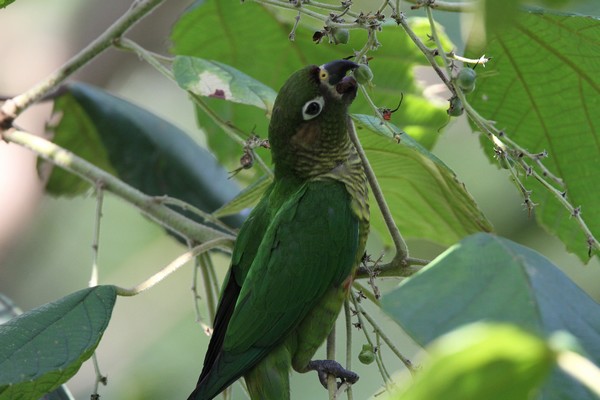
[
  {"left": 50, "top": 83, "right": 245, "bottom": 229},
  {"left": 465, "top": 10, "right": 600, "bottom": 260},
  {"left": 0, "top": 293, "right": 75, "bottom": 400},
  {"left": 173, "top": 56, "right": 277, "bottom": 114},
  {"left": 382, "top": 233, "right": 600, "bottom": 399},
  {"left": 0, "top": 286, "right": 116, "bottom": 400},
  {"left": 170, "top": 1, "right": 452, "bottom": 169},
  {"left": 354, "top": 115, "right": 492, "bottom": 245},
  {"left": 389, "top": 323, "right": 555, "bottom": 400}
]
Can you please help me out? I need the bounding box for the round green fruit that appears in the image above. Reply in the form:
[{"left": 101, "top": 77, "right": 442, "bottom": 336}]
[
  {"left": 332, "top": 28, "right": 350, "bottom": 45},
  {"left": 354, "top": 64, "right": 373, "bottom": 85},
  {"left": 456, "top": 68, "right": 477, "bottom": 93},
  {"left": 358, "top": 344, "right": 376, "bottom": 365}
]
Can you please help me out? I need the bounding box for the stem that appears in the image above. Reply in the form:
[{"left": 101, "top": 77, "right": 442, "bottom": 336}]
[
  {"left": 425, "top": 6, "right": 451, "bottom": 75},
  {"left": 343, "top": 299, "right": 354, "bottom": 400},
  {"left": 354, "top": 298, "right": 416, "bottom": 375},
  {"left": 375, "top": 333, "right": 392, "bottom": 381},
  {"left": 347, "top": 117, "right": 409, "bottom": 262},
  {"left": 0, "top": 0, "right": 165, "bottom": 122},
  {"left": 116, "top": 238, "right": 231, "bottom": 296},
  {"left": 89, "top": 183, "right": 106, "bottom": 396},
  {"left": 352, "top": 281, "right": 380, "bottom": 306},
  {"left": 154, "top": 195, "right": 236, "bottom": 235},
  {"left": 405, "top": 0, "right": 475, "bottom": 12},
  {"left": 557, "top": 351, "right": 600, "bottom": 397},
  {"left": 327, "top": 328, "right": 337, "bottom": 399},
  {"left": 3, "top": 129, "right": 235, "bottom": 246},
  {"left": 91, "top": 353, "right": 107, "bottom": 396},
  {"left": 527, "top": 168, "right": 600, "bottom": 252},
  {"left": 200, "top": 252, "right": 218, "bottom": 323},
  {"left": 356, "top": 258, "right": 425, "bottom": 279},
  {"left": 89, "top": 183, "right": 104, "bottom": 287},
  {"left": 255, "top": 0, "right": 328, "bottom": 23},
  {"left": 350, "top": 293, "right": 390, "bottom": 386},
  {"left": 396, "top": 13, "right": 454, "bottom": 94}
]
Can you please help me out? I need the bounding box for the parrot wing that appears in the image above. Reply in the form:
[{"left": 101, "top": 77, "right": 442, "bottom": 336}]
[{"left": 190, "top": 179, "right": 359, "bottom": 399}]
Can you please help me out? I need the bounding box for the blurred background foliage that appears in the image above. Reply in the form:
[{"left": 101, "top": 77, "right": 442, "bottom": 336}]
[{"left": 0, "top": 0, "right": 598, "bottom": 399}]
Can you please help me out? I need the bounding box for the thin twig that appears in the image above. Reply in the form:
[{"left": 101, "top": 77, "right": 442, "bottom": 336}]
[
  {"left": 354, "top": 299, "right": 417, "bottom": 376},
  {"left": 154, "top": 195, "right": 236, "bottom": 235},
  {"left": 327, "top": 327, "right": 337, "bottom": 399},
  {"left": 0, "top": 0, "right": 166, "bottom": 123},
  {"left": 89, "top": 182, "right": 106, "bottom": 398},
  {"left": 115, "top": 238, "right": 231, "bottom": 296},
  {"left": 343, "top": 299, "right": 354, "bottom": 400},
  {"left": 405, "top": 0, "right": 476, "bottom": 12},
  {"left": 199, "top": 252, "right": 218, "bottom": 324},
  {"left": 350, "top": 292, "right": 391, "bottom": 387},
  {"left": 425, "top": 6, "right": 451, "bottom": 75},
  {"left": 395, "top": 13, "right": 454, "bottom": 94},
  {"left": 89, "top": 182, "right": 104, "bottom": 287},
  {"left": 557, "top": 351, "right": 600, "bottom": 397}
]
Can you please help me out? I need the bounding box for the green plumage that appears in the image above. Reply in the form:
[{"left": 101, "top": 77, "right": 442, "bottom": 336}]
[{"left": 188, "top": 60, "right": 369, "bottom": 400}]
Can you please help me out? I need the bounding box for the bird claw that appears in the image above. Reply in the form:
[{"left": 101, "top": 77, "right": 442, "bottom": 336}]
[{"left": 307, "top": 359, "right": 359, "bottom": 389}]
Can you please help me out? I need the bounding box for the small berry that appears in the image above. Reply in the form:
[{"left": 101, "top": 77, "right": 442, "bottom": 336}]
[
  {"left": 456, "top": 68, "right": 477, "bottom": 93},
  {"left": 358, "top": 344, "right": 375, "bottom": 365},
  {"left": 353, "top": 64, "right": 373, "bottom": 85},
  {"left": 332, "top": 28, "right": 350, "bottom": 45}
]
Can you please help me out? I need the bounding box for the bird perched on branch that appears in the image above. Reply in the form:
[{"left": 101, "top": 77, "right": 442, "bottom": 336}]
[{"left": 188, "top": 59, "right": 370, "bottom": 400}]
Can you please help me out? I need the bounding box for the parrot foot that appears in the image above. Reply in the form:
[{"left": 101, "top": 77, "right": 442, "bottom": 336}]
[{"left": 307, "top": 359, "right": 359, "bottom": 389}]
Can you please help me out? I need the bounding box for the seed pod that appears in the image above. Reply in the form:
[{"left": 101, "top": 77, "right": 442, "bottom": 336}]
[
  {"left": 354, "top": 64, "right": 373, "bottom": 85},
  {"left": 456, "top": 68, "right": 477, "bottom": 93},
  {"left": 358, "top": 344, "right": 376, "bottom": 365}
]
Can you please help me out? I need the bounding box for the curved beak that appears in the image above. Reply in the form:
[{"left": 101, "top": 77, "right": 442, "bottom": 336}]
[
  {"left": 322, "top": 60, "right": 359, "bottom": 85},
  {"left": 321, "top": 59, "right": 359, "bottom": 99}
]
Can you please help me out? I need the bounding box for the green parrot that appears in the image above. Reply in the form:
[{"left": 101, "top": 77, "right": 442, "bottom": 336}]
[{"left": 188, "top": 60, "right": 370, "bottom": 400}]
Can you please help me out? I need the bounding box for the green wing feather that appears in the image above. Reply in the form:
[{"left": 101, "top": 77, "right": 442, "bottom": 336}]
[{"left": 189, "top": 179, "right": 359, "bottom": 400}]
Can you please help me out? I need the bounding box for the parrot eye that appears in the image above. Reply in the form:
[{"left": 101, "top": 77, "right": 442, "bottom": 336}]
[{"left": 302, "top": 96, "right": 325, "bottom": 121}]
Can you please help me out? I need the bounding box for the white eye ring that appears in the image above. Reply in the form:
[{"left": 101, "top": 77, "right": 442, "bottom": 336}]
[{"left": 302, "top": 96, "right": 325, "bottom": 121}]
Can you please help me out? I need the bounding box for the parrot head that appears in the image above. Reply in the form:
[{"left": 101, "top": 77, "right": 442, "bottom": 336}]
[{"left": 268, "top": 60, "right": 359, "bottom": 177}]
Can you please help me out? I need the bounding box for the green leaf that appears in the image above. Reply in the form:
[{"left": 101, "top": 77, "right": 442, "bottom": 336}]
[
  {"left": 170, "top": 1, "right": 452, "bottom": 168},
  {"left": 51, "top": 83, "right": 245, "bottom": 229},
  {"left": 483, "top": 0, "right": 521, "bottom": 37},
  {"left": 390, "top": 323, "right": 555, "bottom": 400},
  {"left": 213, "top": 174, "right": 272, "bottom": 218},
  {"left": 465, "top": 10, "right": 600, "bottom": 260},
  {"left": 382, "top": 232, "right": 600, "bottom": 399},
  {"left": 0, "top": 293, "right": 76, "bottom": 400},
  {"left": 46, "top": 93, "right": 116, "bottom": 196},
  {"left": 0, "top": 0, "right": 15, "bottom": 9},
  {"left": 0, "top": 286, "right": 117, "bottom": 400},
  {"left": 173, "top": 56, "right": 277, "bottom": 115},
  {"left": 354, "top": 115, "right": 492, "bottom": 245}
]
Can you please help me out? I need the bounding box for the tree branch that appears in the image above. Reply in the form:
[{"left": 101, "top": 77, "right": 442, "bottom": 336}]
[
  {"left": 115, "top": 238, "right": 231, "bottom": 296},
  {"left": 3, "top": 129, "right": 235, "bottom": 246},
  {"left": 0, "top": 0, "right": 166, "bottom": 125}
]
